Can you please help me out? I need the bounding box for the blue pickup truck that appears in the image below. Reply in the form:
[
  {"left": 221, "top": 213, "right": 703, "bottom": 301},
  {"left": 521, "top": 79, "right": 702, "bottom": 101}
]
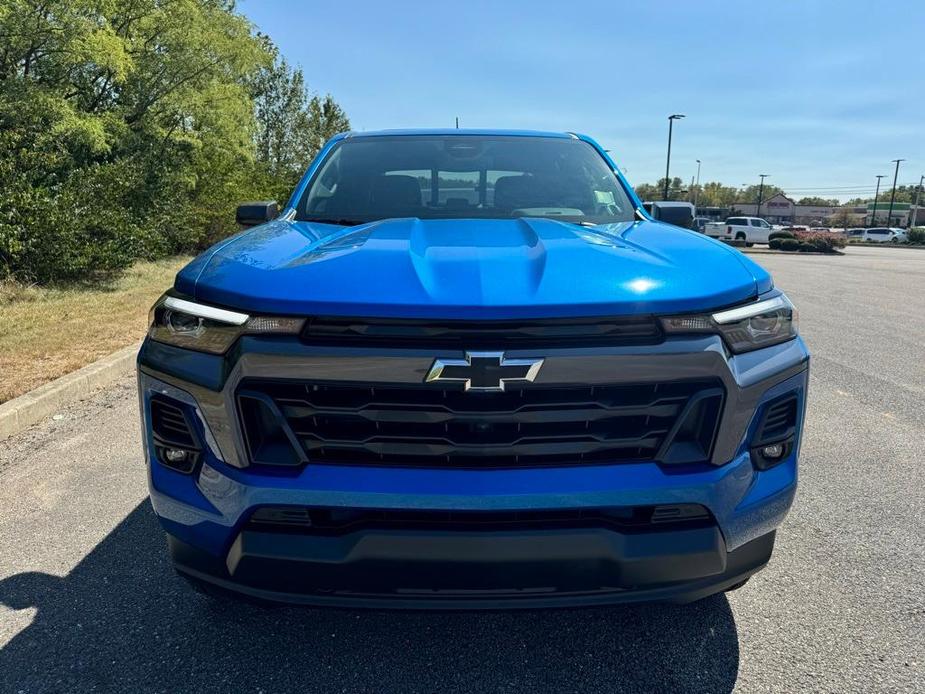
[{"left": 137, "top": 129, "right": 809, "bottom": 608}]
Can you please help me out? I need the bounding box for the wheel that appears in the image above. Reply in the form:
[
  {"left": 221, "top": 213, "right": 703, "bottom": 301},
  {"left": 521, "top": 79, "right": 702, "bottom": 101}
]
[
  {"left": 735, "top": 233, "right": 746, "bottom": 242},
  {"left": 745, "top": 242, "right": 754, "bottom": 248},
  {"left": 891, "top": 238, "right": 899, "bottom": 243},
  {"left": 724, "top": 577, "right": 750, "bottom": 592}
]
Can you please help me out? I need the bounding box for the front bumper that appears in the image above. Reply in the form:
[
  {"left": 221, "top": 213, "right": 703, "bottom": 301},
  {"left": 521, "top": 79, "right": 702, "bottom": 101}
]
[
  {"left": 170, "top": 522, "right": 776, "bottom": 609},
  {"left": 138, "top": 333, "right": 809, "bottom": 607}
]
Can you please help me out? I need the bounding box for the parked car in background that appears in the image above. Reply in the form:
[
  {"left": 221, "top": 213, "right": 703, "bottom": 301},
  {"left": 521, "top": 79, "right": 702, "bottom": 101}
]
[
  {"left": 642, "top": 201, "right": 695, "bottom": 229},
  {"left": 846, "top": 228, "right": 865, "bottom": 238},
  {"left": 704, "top": 217, "right": 773, "bottom": 246},
  {"left": 693, "top": 216, "right": 711, "bottom": 232},
  {"left": 863, "top": 227, "right": 906, "bottom": 243}
]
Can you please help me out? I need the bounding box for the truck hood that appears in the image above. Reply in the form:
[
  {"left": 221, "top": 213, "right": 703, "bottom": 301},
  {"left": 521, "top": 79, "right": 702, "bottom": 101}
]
[{"left": 178, "top": 217, "right": 772, "bottom": 318}]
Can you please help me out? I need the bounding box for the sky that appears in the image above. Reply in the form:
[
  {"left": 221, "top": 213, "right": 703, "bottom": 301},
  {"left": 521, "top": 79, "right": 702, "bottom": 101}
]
[{"left": 239, "top": 0, "right": 925, "bottom": 201}]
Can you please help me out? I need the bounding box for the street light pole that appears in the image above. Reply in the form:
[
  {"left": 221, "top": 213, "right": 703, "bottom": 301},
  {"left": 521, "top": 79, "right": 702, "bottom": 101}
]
[
  {"left": 887, "top": 159, "right": 904, "bottom": 227},
  {"left": 693, "top": 159, "right": 701, "bottom": 209},
  {"left": 909, "top": 174, "right": 923, "bottom": 228},
  {"left": 756, "top": 174, "right": 769, "bottom": 218},
  {"left": 871, "top": 175, "right": 884, "bottom": 226},
  {"left": 663, "top": 114, "right": 685, "bottom": 200}
]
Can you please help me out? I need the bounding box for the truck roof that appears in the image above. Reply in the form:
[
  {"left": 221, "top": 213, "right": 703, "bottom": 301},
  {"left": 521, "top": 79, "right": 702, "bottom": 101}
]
[{"left": 342, "top": 128, "right": 577, "bottom": 139}]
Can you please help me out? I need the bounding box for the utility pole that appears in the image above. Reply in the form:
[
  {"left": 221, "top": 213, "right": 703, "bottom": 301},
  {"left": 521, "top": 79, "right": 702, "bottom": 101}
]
[
  {"left": 756, "top": 174, "right": 769, "bottom": 218},
  {"left": 455, "top": 117, "right": 459, "bottom": 129},
  {"left": 693, "top": 159, "right": 701, "bottom": 209},
  {"left": 887, "top": 159, "right": 904, "bottom": 227},
  {"left": 871, "top": 175, "right": 885, "bottom": 226},
  {"left": 663, "top": 114, "right": 685, "bottom": 200},
  {"left": 909, "top": 174, "right": 924, "bottom": 228}
]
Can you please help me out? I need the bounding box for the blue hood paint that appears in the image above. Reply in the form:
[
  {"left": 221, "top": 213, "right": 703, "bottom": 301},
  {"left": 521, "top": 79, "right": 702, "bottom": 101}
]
[{"left": 176, "top": 217, "right": 772, "bottom": 319}]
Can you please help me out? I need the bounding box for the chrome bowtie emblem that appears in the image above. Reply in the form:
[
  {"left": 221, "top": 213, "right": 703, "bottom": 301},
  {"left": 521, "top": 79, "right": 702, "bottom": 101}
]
[{"left": 425, "top": 351, "right": 544, "bottom": 392}]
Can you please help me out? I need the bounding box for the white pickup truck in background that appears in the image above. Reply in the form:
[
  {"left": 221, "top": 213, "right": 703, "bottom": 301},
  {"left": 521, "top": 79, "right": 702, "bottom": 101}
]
[{"left": 704, "top": 216, "right": 773, "bottom": 246}]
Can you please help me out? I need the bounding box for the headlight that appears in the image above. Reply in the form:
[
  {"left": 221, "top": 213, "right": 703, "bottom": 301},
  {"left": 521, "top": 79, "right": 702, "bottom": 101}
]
[
  {"left": 148, "top": 294, "right": 305, "bottom": 354},
  {"left": 660, "top": 293, "right": 798, "bottom": 354}
]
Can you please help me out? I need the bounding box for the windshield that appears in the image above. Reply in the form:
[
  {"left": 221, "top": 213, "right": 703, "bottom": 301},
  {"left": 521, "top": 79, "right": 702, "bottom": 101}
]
[{"left": 296, "top": 135, "right": 636, "bottom": 225}]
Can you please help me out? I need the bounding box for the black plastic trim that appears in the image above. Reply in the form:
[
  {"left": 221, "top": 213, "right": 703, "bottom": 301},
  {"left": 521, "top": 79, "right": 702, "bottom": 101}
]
[
  {"left": 300, "top": 315, "right": 664, "bottom": 349},
  {"left": 169, "top": 528, "right": 776, "bottom": 609}
]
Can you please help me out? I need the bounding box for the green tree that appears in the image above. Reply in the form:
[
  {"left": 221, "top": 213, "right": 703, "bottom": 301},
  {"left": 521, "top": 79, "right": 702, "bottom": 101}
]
[
  {"left": 736, "top": 184, "right": 784, "bottom": 204},
  {"left": 633, "top": 177, "right": 685, "bottom": 201},
  {"left": 797, "top": 197, "right": 839, "bottom": 206},
  {"left": 252, "top": 46, "right": 350, "bottom": 204},
  {"left": 0, "top": 0, "right": 349, "bottom": 283},
  {"left": 696, "top": 182, "right": 739, "bottom": 207},
  {"left": 828, "top": 207, "right": 855, "bottom": 229}
]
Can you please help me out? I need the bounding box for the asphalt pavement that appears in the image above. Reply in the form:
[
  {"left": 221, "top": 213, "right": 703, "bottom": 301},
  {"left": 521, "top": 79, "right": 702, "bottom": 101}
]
[{"left": 0, "top": 245, "right": 922, "bottom": 693}]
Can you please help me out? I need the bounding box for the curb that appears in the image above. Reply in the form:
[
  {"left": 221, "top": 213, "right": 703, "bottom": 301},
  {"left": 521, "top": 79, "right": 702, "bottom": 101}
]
[
  {"left": 846, "top": 243, "right": 925, "bottom": 250},
  {"left": 0, "top": 341, "right": 141, "bottom": 440},
  {"left": 741, "top": 249, "right": 843, "bottom": 256}
]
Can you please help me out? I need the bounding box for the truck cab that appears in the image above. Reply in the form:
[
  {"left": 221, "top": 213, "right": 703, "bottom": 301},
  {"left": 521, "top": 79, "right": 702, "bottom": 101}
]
[{"left": 705, "top": 216, "right": 773, "bottom": 246}]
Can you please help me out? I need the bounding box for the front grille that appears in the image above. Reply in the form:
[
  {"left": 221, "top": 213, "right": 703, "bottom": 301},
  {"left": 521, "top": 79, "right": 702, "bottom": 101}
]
[
  {"left": 246, "top": 504, "right": 713, "bottom": 535},
  {"left": 237, "top": 378, "right": 724, "bottom": 469},
  {"left": 301, "top": 315, "right": 662, "bottom": 348}
]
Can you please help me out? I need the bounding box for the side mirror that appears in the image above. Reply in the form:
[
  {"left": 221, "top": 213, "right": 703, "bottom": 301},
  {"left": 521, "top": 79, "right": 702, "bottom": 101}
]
[
  {"left": 236, "top": 201, "right": 278, "bottom": 227},
  {"left": 646, "top": 202, "right": 695, "bottom": 229}
]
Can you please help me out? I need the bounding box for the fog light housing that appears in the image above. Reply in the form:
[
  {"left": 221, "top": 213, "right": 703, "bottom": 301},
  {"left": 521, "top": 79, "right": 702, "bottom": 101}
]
[
  {"left": 760, "top": 443, "right": 785, "bottom": 460},
  {"left": 164, "top": 448, "right": 190, "bottom": 464},
  {"left": 750, "top": 440, "right": 793, "bottom": 470}
]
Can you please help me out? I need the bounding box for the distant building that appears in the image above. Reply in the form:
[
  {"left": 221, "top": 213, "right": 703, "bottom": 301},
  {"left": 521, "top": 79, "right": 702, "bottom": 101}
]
[
  {"left": 729, "top": 193, "right": 919, "bottom": 226},
  {"left": 864, "top": 202, "right": 919, "bottom": 227}
]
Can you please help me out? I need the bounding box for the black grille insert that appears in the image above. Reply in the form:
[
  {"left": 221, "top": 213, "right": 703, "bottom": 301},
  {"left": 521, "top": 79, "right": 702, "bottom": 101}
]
[
  {"left": 237, "top": 379, "right": 724, "bottom": 469},
  {"left": 753, "top": 394, "right": 798, "bottom": 446},
  {"left": 302, "top": 315, "right": 662, "bottom": 348},
  {"left": 150, "top": 397, "right": 201, "bottom": 473},
  {"left": 246, "top": 504, "right": 713, "bottom": 535},
  {"left": 151, "top": 398, "right": 198, "bottom": 449}
]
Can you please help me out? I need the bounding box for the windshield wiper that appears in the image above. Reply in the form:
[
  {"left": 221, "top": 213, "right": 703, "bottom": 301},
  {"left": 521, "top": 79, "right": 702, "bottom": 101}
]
[{"left": 302, "top": 217, "right": 364, "bottom": 226}]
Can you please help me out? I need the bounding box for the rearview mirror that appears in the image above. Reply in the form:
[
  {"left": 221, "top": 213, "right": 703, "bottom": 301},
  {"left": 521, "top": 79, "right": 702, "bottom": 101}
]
[{"left": 236, "top": 201, "right": 279, "bottom": 228}]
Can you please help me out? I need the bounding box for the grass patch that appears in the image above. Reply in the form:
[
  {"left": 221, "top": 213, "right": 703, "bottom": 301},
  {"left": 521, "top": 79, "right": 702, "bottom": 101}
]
[{"left": 0, "top": 257, "right": 190, "bottom": 404}]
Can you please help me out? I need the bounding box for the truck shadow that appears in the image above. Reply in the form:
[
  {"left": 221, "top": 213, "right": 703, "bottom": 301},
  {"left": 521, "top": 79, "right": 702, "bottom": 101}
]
[{"left": 0, "top": 501, "right": 740, "bottom": 693}]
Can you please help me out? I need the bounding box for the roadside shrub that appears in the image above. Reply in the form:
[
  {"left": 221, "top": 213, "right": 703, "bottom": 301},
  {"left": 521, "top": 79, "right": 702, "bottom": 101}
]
[
  {"left": 907, "top": 228, "right": 925, "bottom": 244},
  {"left": 780, "top": 239, "right": 800, "bottom": 251},
  {"left": 797, "top": 232, "right": 846, "bottom": 253},
  {"left": 769, "top": 238, "right": 782, "bottom": 250},
  {"left": 769, "top": 231, "right": 795, "bottom": 242}
]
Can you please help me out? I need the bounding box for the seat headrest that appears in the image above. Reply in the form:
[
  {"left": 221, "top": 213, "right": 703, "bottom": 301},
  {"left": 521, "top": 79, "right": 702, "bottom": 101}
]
[
  {"left": 493, "top": 175, "right": 542, "bottom": 211},
  {"left": 369, "top": 175, "right": 422, "bottom": 210}
]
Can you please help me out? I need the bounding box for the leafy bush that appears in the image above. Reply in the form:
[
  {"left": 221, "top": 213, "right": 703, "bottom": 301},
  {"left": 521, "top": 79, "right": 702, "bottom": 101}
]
[
  {"left": 769, "top": 238, "right": 782, "bottom": 250},
  {"left": 792, "top": 232, "right": 846, "bottom": 253},
  {"left": 780, "top": 239, "right": 801, "bottom": 251},
  {"left": 769, "top": 231, "right": 795, "bottom": 241},
  {"left": 906, "top": 228, "right": 925, "bottom": 244}
]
